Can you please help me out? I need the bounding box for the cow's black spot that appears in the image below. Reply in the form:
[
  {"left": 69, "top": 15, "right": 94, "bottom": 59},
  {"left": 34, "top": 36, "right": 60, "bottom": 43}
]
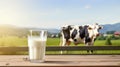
[
  {"left": 71, "top": 29, "right": 77, "bottom": 39},
  {"left": 79, "top": 29, "right": 85, "bottom": 39},
  {"left": 79, "top": 25, "right": 88, "bottom": 39},
  {"left": 84, "top": 26, "right": 89, "bottom": 37},
  {"left": 85, "top": 37, "right": 91, "bottom": 43},
  {"left": 62, "top": 27, "right": 71, "bottom": 41},
  {"left": 79, "top": 25, "right": 92, "bottom": 43},
  {"left": 84, "top": 26, "right": 92, "bottom": 43},
  {"left": 94, "top": 38, "right": 97, "bottom": 41},
  {"left": 79, "top": 26, "right": 83, "bottom": 29}
]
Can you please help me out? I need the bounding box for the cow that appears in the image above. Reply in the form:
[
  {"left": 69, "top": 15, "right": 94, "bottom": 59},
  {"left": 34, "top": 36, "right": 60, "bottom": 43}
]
[{"left": 59, "top": 23, "right": 103, "bottom": 53}]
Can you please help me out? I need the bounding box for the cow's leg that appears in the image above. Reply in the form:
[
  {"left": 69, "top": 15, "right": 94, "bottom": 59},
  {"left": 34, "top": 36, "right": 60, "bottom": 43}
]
[
  {"left": 85, "top": 43, "right": 90, "bottom": 53},
  {"left": 64, "top": 41, "right": 71, "bottom": 54},
  {"left": 59, "top": 34, "right": 66, "bottom": 54},
  {"left": 87, "top": 50, "right": 90, "bottom": 53},
  {"left": 59, "top": 33, "right": 66, "bottom": 46},
  {"left": 88, "top": 42, "right": 94, "bottom": 54},
  {"left": 91, "top": 41, "right": 94, "bottom": 53},
  {"left": 65, "top": 41, "right": 71, "bottom": 46},
  {"left": 60, "top": 39, "right": 66, "bottom": 54},
  {"left": 86, "top": 42, "right": 94, "bottom": 54}
]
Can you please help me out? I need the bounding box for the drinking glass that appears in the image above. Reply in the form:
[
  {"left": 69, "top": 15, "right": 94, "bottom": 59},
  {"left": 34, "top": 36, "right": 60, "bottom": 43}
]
[{"left": 28, "top": 30, "right": 47, "bottom": 63}]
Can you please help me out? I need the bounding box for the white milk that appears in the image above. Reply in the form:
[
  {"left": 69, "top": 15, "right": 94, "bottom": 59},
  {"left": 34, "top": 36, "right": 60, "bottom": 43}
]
[{"left": 28, "top": 36, "right": 46, "bottom": 62}]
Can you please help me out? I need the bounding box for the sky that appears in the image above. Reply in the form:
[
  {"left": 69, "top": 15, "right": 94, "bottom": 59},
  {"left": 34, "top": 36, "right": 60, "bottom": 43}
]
[{"left": 0, "top": 0, "right": 120, "bottom": 28}]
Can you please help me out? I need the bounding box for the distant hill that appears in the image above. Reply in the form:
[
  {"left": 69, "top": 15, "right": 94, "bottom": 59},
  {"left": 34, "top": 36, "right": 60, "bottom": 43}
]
[
  {"left": 28, "top": 22, "right": 120, "bottom": 34},
  {"left": 100, "top": 22, "right": 120, "bottom": 33},
  {"left": 0, "top": 22, "right": 120, "bottom": 36},
  {"left": 42, "top": 22, "right": 120, "bottom": 34},
  {"left": 0, "top": 25, "right": 28, "bottom": 37},
  {"left": 0, "top": 25, "right": 60, "bottom": 37},
  {"left": 27, "top": 28, "right": 60, "bottom": 34},
  {"left": 44, "top": 22, "right": 120, "bottom": 34}
]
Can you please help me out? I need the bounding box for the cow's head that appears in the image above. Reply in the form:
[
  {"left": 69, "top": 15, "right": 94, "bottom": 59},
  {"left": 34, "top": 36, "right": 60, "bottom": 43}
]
[
  {"left": 87, "top": 23, "right": 103, "bottom": 41},
  {"left": 61, "top": 25, "right": 73, "bottom": 42}
]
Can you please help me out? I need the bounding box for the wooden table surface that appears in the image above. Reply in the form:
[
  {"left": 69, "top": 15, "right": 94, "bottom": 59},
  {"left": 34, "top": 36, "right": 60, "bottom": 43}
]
[{"left": 0, "top": 55, "right": 120, "bottom": 67}]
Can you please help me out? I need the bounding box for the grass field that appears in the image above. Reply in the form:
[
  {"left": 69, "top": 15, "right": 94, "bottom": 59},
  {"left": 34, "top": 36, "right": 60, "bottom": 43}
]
[
  {"left": 0, "top": 36, "right": 120, "bottom": 46},
  {"left": 0, "top": 36, "right": 120, "bottom": 55}
]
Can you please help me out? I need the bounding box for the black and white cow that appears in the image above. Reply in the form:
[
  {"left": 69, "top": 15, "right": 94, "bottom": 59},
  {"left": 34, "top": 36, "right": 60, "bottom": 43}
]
[{"left": 60, "top": 23, "right": 103, "bottom": 53}]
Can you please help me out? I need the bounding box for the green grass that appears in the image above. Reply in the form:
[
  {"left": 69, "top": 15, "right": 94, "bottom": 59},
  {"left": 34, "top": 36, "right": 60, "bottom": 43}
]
[
  {"left": 0, "top": 36, "right": 120, "bottom": 55},
  {"left": 0, "top": 36, "right": 27, "bottom": 47},
  {"left": 47, "top": 38, "right": 60, "bottom": 46},
  {"left": 0, "top": 36, "right": 60, "bottom": 46},
  {"left": 111, "top": 40, "right": 120, "bottom": 45},
  {"left": 0, "top": 36, "right": 120, "bottom": 46}
]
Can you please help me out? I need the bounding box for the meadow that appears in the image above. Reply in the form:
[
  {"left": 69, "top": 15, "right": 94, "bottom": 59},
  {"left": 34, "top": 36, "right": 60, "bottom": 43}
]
[
  {"left": 0, "top": 36, "right": 120, "bottom": 54},
  {"left": 0, "top": 36, "right": 120, "bottom": 46}
]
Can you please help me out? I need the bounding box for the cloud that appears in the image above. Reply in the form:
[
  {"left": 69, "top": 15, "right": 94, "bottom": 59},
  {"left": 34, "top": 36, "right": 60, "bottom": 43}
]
[
  {"left": 30, "top": 8, "right": 64, "bottom": 18},
  {"left": 54, "top": 8, "right": 64, "bottom": 15},
  {"left": 85, "top": 5, "right": 91, "bottom": 9}
]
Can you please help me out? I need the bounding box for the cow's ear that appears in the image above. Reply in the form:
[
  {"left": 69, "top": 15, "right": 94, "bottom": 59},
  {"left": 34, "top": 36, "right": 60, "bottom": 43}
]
[
  {"left": 94, "top": 23, "right": 98, "bottom": 25},
  {"left": 99, "top": 26, "right": 103, "bottom": 29},
  {"left": 88, "top": 27, "right": 92, "bottom": 30},
  {"left": 62, "top": 27, "right": 65, "bottom": 29},
  {"left": 68, "top": 25, "right": 72, "bottom": 30},
  {"left": 79, "top": 26, "right": 83, "bottom": 29},
  {"left": 62, "top": 27, "right": 67, "bottom": 30}
]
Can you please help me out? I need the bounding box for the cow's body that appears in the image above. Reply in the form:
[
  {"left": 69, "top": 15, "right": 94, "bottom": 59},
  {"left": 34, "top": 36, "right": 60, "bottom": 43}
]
[{"left": 60, "top": 23, "right": 103, "bottom": 53}]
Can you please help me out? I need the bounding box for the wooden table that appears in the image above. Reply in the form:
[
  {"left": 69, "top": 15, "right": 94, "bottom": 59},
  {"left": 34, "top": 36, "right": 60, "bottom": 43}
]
[{"left": 0, "top": 55, "right": 120, "bottom": 67}]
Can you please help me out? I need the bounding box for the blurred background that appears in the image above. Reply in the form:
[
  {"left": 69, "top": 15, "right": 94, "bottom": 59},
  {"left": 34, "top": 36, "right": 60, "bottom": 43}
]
[{"left": 0, "top": 0, "right": 120, "bottom": 54}]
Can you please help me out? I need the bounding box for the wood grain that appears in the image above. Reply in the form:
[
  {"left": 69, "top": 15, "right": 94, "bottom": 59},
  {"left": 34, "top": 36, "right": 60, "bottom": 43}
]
[{"left": 0, "top": 55, "right": 120, "bottom": 67}]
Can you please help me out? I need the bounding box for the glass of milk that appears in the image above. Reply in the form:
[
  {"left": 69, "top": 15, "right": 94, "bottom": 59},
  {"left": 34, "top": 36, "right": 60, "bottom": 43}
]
[{"left": 28, "top": 30, "right": 47, "bottom": 63}]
